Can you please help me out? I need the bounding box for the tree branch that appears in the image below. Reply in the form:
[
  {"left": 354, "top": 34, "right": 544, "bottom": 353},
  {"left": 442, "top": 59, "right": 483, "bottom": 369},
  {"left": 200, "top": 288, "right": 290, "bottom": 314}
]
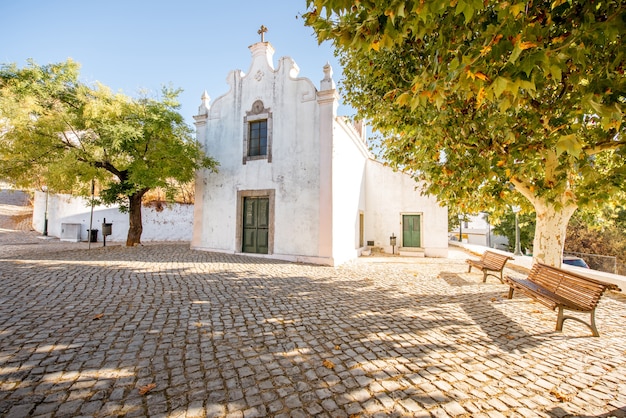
[
  {"left": 544, "top": 149, "right": 558, "bottom": 185},
  {"left": 510, "top": 177, "right": 535, "bottom": 203},
  {"left": 92, "top": 160, "right": 124, "bottom": 180},
  {"left": 585, "top": 139, "right": 625, "bottom": 156}
]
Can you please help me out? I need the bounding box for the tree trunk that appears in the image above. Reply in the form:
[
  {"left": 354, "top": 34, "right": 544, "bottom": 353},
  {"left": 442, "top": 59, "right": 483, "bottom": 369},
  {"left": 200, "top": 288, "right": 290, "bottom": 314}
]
[
  {"left": 126, "top": 191, "right": 147, "bottom": 246},
  {"left": 531, "top": 200, "right": 578, "bottom": 267}
]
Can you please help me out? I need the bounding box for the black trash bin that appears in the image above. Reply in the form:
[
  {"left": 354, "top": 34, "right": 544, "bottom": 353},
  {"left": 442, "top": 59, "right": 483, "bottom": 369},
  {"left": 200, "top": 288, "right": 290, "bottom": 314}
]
[{"left": 88, "top": 229, "right": 98, "bottom": 243}]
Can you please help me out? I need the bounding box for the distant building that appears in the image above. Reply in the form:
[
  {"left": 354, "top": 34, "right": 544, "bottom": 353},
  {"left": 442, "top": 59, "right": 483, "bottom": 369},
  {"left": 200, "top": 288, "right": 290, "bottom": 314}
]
[
  {"left": 192, "top": 39, "right": 448, "bottom": 266},
  {"left": 451, "top": 212, "right": 508, "bottom": 250}
]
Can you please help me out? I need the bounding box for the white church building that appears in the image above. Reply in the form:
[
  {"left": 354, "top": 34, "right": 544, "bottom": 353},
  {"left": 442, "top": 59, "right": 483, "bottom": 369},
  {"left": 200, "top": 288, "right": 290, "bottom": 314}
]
[{"left": 191, "top": 38, "right": 448, "bottom": 266}]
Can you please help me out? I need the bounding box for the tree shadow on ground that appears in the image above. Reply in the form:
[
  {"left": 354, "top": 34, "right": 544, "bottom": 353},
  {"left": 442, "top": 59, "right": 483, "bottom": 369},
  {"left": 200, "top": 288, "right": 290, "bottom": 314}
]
[{"left": 1, "top": 244, "right": 624, "bottom": 417}]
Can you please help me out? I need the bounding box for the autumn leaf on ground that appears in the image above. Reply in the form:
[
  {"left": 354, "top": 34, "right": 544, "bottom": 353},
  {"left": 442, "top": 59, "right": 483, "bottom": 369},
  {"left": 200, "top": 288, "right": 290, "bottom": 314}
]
[
  {"left": 490, "top": 297, "right": 497, "bottom": 302},
  {"left": 550, "top": 389, "right": 573, "bottom": 402},
  {"left": 138, "top": 383, "right": 157, "bottom": 395},
  {"left": 322, "top": 360, "right": 335, "bottom": 370},
  {"left": 334, "top": 345, "right": 341, "bottom": 351},
  {"left": 92, "top": 314, "right": 104, "bottom": 320},
  {"left": 504, "top": 335, "right": 515, "bottom": 340}
]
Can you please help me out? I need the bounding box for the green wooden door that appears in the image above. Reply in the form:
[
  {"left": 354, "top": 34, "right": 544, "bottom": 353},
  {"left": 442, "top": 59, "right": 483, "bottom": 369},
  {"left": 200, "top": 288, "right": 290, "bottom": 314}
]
[
  {"left": 243, "top": 197, "right": 269, "bottom": 254},
  {"left": 402, "top": 215, "right": 421, "bottom": 248}
]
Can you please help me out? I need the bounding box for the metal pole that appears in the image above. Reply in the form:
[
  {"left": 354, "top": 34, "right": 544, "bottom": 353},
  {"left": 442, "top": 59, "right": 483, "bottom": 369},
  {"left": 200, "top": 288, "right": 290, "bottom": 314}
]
[
  {"left": 459, "top": 217, "right": 463, "bottom": 242},
  {"left": 514, "top": 212, "right": 523, "bottom": 256},
  {"left": 88, "top": 180, "right": 94, "bottom": 250},
  {"left": 43, "top": 188, "right": 49, "bottom": 237}
]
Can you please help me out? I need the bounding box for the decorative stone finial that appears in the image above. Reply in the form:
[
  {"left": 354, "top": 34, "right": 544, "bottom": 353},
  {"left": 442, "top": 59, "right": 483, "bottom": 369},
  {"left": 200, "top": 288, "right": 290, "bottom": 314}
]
[
  {"left": 320, "top": 62, "right": 336, "bottom": 91},
  {"left": 258, "top": 25, "right": 268, "bottom": 42},
  {"left": 323, "top": 62, "right": 333, "bottom": 79},
  {"left": 197, "top": 91, "right": 210, "bottom": 116}
]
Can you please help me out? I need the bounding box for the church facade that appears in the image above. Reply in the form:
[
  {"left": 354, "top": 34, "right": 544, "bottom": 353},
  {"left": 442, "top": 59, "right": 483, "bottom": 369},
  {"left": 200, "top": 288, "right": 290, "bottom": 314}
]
[{"left": 191, "top": 40, "right": 448, "bottom": 266}]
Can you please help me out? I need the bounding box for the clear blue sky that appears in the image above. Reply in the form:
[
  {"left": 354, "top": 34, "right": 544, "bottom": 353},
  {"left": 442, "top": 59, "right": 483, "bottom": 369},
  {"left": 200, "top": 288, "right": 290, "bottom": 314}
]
[{"left": 0, "top": 0, "right": 347, "bottom": 125}]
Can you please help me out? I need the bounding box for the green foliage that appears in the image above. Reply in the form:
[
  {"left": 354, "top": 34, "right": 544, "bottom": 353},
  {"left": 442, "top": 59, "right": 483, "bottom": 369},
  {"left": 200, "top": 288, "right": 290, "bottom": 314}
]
[
  {"left": 492, "top": 212, "right": 536, "bottom": 255},
  {"left": 565, "top": 204, "right": 626, "bottom": 274},
  {"left": 304, "top": 0, "right": 626, "bottom": 264},
  {"left": 1, "top": 59, "right": 218, "bottom": 242}
]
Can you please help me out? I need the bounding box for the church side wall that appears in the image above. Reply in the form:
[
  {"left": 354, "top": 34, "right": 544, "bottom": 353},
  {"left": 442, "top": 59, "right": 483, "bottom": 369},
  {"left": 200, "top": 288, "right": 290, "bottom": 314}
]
[
  {"left": 331, "top": 120, "right": 368, "bottom": 265},
  {"left": 364, "top": 161, "right": 449, "bottom": 257}
]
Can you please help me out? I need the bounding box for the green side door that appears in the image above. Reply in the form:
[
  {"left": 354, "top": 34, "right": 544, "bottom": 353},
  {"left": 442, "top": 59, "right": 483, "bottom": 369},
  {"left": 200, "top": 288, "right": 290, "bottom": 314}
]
[
  {"left": 402, "top": 215, "right": 421, "bottom": 248},
  {"left": 243, "top": 197, "right": 269, "bottom": 254}
]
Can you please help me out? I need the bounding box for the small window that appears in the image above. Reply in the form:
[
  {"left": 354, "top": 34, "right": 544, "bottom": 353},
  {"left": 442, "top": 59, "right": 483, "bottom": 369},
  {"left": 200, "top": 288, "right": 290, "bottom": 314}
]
[
  {"left": 248, "top": 120, "right": 267, "bottom": 157},
  {"left": 243, "top": 100, "right": 272, "bottom": 164}
]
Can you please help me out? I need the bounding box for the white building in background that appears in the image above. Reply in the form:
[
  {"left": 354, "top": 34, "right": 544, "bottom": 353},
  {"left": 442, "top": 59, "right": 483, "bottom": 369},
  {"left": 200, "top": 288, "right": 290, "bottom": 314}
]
[
  {"left": 191, "top": 38, "right": 448, "bottom": 266},
  {"left": 452, "top": 212, "right": 509, "bottom": 250}
]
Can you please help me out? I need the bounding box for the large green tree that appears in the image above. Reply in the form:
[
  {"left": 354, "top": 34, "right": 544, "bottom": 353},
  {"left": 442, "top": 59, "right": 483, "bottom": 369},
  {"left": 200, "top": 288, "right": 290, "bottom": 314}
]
[
  {"left": 304, "top": 0, "right": 625, "bottom": 266},
  {"left": 0, "top": 60, "right": 217, "bottom": 246}
]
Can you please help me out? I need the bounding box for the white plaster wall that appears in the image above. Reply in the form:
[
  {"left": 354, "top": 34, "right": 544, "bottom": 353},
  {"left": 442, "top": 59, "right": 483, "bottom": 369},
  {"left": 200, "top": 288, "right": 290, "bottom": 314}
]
[
  {"left": 331, "top": 118, "right": 368, "bottom": 265},
  {"left": 32, "top": 192, "right": 193, "bottom": 242},
  {"left": 364, "top": 161, "right": 449, "bottom": 257},
  {"left": 193, "top": 43, "right": 323, "bottom": 258}
]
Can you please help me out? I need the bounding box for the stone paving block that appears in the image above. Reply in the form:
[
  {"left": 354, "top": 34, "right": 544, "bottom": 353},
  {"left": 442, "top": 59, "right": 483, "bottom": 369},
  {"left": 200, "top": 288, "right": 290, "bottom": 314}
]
[
  {"left": 441, "top": 400, "right": 466, "bottom": 416},
  {"left": 429, "top": 406, "right": 452, "bottom": 417}
]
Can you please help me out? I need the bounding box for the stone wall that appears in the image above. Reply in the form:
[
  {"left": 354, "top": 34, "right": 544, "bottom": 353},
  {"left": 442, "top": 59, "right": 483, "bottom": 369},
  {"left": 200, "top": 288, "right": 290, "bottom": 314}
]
[{"left": 32, "top": 192, "right": 193, "bottom": 242}]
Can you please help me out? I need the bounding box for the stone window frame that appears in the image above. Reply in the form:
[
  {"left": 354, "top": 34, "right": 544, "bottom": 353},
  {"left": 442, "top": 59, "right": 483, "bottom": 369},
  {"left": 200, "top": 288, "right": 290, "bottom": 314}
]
[{"left": 243, "top": 100, "right": 273, "bottom": 164}]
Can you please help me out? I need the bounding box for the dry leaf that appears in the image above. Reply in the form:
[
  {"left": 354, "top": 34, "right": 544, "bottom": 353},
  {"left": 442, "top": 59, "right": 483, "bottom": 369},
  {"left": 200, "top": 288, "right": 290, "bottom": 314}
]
[
  {"left": 550, "top": 389, "right": 573, "bottom": 402},
  {"left": 92, "top": 314, "right": 104, "bottom": 321},
  {"left": 322, "top": 360, "right": 335, "bottom": 370},
  {"left": 490, "top": 297, "right": 497, "bottom": 302},
  {"left": 334, "top": 345, "right": 341, "bottom": 351},
  {"left": 138, "top": 383, "right": 157, "bottom": 395},
  {"left": 349, "top": 415, "right": 362, "bottom": 418},
  {"left": 504, "top": 335, "right": 515, "bottom": 340}
]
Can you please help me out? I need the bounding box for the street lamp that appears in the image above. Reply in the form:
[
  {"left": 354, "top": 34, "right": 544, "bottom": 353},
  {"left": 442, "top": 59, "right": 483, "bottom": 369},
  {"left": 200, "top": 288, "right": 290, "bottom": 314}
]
[
  {"left": 42, "top": 186, "right": 49, "bottom": 237},
  {"left": 458, "top": 214, "right": 463, "bottom": 242},
  {"left": 511, "top": 206, "right": 522, "bottom": 256}
]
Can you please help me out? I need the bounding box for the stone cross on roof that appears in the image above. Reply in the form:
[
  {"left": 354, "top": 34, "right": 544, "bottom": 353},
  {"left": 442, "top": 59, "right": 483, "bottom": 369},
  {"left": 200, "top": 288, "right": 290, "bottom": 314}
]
[{"left": 258, "top": 25, "right": 268, "bottom": 42}]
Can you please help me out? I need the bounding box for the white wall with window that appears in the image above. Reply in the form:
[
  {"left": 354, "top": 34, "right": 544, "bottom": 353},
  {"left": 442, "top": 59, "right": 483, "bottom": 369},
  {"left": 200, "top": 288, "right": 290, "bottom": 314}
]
[{"left": 364, "top": 160, "right": 449, "bottom": 257}]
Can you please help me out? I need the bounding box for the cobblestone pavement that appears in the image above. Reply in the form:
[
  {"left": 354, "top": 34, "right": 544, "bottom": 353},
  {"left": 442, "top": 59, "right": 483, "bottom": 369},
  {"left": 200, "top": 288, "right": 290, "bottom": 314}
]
[{"left": 1, "top": 231, "right": 625, "bottom": 417}]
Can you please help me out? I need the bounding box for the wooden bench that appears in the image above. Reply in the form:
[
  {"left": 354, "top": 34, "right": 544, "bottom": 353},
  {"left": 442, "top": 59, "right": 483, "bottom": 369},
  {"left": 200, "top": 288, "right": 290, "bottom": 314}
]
[
  {"left": 503, "top": 263, "right": 621, "bottom": 337},
  {"left": 466, "top": 251, "right": 513, "bottom": 283}
]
